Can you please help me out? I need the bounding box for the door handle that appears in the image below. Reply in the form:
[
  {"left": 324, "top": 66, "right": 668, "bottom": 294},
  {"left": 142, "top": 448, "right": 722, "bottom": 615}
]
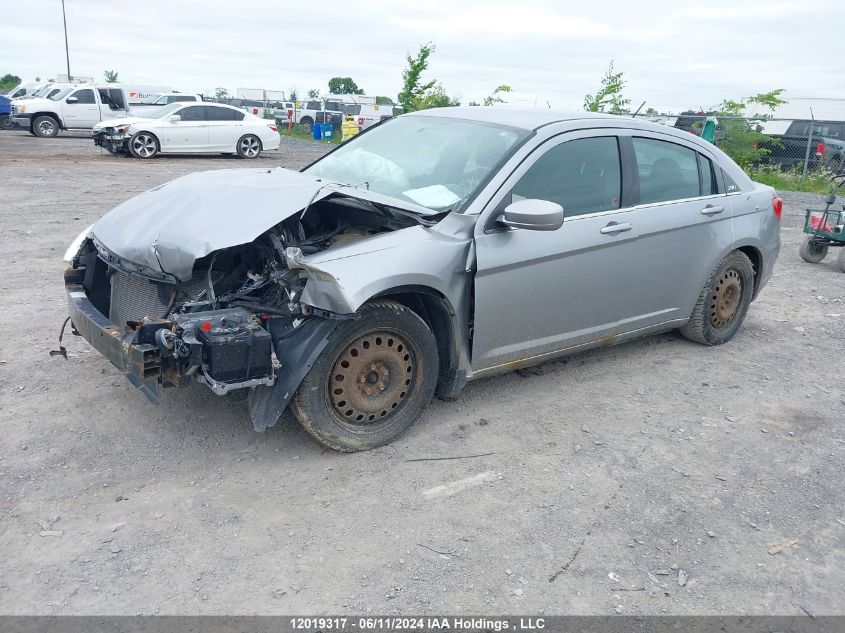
[
  {"left": 600, "top": 221, "right": 632, "bottom": 234},
  {"left": 701, "top": 205, "right": 725, "bottom": 216}
]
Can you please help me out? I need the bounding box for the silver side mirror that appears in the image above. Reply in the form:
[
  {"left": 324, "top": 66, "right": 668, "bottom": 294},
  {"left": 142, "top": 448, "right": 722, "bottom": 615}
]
[
  {"left": 168, "top": 114, "right": 181, "bottom": 122},
  {"left": 66, "top": 96, "right": 79, "bottom": 104},
  {"left": 501, "top": 198, "right": 564, "bottom": 231}
]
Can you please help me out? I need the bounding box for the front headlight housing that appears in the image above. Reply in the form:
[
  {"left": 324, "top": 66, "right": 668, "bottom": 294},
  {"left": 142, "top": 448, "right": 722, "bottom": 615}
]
[
  {"left": 114, "top": 124, "right": 130, "bottom": 133},
  {"left": 63, "top": 225, "right": 93, "bottom": 264},
  {"left": 16, "top": 104, "right": 25, "bottom": 113}
]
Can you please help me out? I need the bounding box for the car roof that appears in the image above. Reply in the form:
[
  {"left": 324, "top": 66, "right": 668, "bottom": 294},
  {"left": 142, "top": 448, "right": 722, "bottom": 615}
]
[
  {"left": 408, "top": 107, "right": 617, "bottom": 130},
  {"left": 407, "top": 106, "right": 721, "bottom": 150}
]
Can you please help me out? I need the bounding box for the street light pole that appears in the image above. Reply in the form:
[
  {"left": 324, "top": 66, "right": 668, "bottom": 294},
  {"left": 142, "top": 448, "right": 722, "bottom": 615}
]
[{"left": 61, "top": 0, "right": 71, "bottom": 81}]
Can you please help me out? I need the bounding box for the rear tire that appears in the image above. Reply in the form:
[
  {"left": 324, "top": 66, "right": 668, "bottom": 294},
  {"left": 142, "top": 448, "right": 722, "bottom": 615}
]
[
  {"left": 799, "top": 235, "right": 828, "bottom": 263},
  {"left": 128, "top": 132, "right": 159, "bottom": 159},
  {"left": 236, "top": 134, "right": 261, "bottom": 159},
  {"left": 291, "top": 300, "right": 439, "bottom": 452},
  {"left": 837, "top": 248, "right": 845, "bottom": 273},
  {"left": 32, "top": 115, "right": 59, "bottom": 138},
  {"left": 680, "top": 251, "right": 755, "bottom": 346}
]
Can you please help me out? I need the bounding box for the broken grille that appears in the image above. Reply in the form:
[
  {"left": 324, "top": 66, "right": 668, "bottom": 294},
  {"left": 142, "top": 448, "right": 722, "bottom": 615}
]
[{"left": 109, "top": 270, "right": 169, "bottom": 326}]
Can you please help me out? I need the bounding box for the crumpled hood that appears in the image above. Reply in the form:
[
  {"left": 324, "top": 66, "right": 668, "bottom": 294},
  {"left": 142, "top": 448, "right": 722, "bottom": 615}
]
[
  {"left": 93, "top": 116, "right": 151, "bottom": 130},
  {"left": 90, "top": 167, "right": 329, "bottom": 281}
]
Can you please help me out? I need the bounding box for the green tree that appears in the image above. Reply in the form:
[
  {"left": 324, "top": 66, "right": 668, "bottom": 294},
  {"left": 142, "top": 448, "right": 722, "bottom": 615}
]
[
  {"left": 583, "top": 61, "right": 630, "bottom": 114},
  {"left": 375, "top": 95, "right": 393, "bottom": 105},
  {"left": 414, "top": 83, "right": 460, "bottom": 110},
  {"left": 0, "top": 73, "right": 21, "bottom": 92},
  {"left": 103, "top": 69, "right": 119, "bottom": 83},
  {"left": 288, "top": 86, "right": 298, "bottom": 103},
  {"left": 307, "top": 88, "right": 320, "bottom": 99},
  {"left": 398, "top": 43, "right": 437, "bottom": 112},
  {"left": 483, "top": 84, "right": 512, "bottom": 106},
  {"left": 327, "top": 77, "right": 364, "bottom": 95},
  {"left": 645, "top": 106, "right": 659, "bottom": 116},
  {"left": 214, "top": 87, "right": 230, "bottom": 99},
  {"left": 713, "top": 89, "right": 786, "bottom": 169}
]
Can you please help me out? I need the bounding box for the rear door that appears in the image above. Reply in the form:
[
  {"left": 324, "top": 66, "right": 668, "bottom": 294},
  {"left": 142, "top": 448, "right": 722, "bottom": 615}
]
[
  {"left": 206, "top": 105, "right": 244, "bottom": 150},
  {"left": 160, "top": 105, "right": 208, "bottom": 151},
  {"left": 97, "top": 88, "right": 127, "bottom": 119},
  {"left": 623, "top": 132, "right": 733, "bottom": 323},
  {"left": 62, "top": 88, "right": 99, "bottom": 128}
]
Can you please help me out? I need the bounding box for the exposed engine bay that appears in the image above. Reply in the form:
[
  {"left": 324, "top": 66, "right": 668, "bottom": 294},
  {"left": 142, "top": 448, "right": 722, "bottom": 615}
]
[{"left": 67, "top": 195, "right": 424, "bottom": 411}]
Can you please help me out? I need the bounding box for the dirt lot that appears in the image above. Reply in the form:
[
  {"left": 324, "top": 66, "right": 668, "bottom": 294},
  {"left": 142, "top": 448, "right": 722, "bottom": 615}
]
[{"left": 0, "top": 130, "right": 843, "bottom": 616}]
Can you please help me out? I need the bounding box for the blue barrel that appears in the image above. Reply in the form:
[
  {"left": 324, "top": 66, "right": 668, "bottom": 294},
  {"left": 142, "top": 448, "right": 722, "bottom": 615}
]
[
  {"left": 312, "top": 124, "right": 322, "bottom": 140},
  {"left": 320, "top": 123, "right": 333, "bottom": 139}
]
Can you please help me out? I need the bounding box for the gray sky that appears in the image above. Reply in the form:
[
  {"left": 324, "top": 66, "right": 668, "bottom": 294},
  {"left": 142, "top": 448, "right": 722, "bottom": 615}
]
[{"left": 2, "top": 0, "right": 843, "bottom": 112}]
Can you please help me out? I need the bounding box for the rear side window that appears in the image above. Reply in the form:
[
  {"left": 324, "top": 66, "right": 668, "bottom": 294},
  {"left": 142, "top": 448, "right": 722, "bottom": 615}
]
[
  {"left": 70, "top": 89, "right": 95, "bottom": 104},
  {"left": 633, "top": 137, "right": 700, "bottom": 204},
  {"left": 209, "top": 106, "right": 244, "bottom": 121},
  {"left": 345, "top": 104, "right": 361, "bottom": 115},
  {"left": 170, "top": 95, "right": 195, "bottom": 103},
  {"left": 512, "top": 136, "right": 622, "bottom": 217}
]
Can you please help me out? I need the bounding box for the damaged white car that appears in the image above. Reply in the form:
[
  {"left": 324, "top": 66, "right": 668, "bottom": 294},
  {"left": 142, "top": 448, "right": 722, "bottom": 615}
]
[{"left": 62, "top": 108, "right": 781, "bottom": 451}]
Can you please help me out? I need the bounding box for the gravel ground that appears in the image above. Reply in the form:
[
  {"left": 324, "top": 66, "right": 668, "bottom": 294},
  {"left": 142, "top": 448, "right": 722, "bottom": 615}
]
[{"left": 0, "top": 130, "right": 843, "bottom": 616}]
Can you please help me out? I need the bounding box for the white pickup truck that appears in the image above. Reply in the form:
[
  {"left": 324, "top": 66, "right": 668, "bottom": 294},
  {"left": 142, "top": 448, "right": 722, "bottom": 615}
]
[{"left": 10, "top": 83, "right": 171, "bottom": 137}]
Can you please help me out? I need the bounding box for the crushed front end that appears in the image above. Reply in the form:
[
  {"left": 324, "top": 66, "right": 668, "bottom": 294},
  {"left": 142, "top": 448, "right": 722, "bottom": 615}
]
[
  {"left": 92, "top": 125, "right": 131, "bottom": 154},
  {"left": 62, "top": 186, "right": 421, "bottom": 430}
]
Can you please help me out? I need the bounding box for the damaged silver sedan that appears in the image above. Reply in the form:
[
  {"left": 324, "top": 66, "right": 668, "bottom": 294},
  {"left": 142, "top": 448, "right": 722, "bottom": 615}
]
[{"left": 63, "top": 108, "right": 781, "bottom": 451}]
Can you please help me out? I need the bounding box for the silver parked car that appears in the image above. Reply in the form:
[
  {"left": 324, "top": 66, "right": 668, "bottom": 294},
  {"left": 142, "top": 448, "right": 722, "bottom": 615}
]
[{"left": 62, "top": 108, "right": 781, "bottom": 451}]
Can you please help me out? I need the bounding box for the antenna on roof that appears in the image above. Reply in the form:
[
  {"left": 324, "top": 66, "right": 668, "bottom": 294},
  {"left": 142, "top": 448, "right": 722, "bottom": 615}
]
[{"left": 632, "top": 101, "right": 646, "bottom": 117}]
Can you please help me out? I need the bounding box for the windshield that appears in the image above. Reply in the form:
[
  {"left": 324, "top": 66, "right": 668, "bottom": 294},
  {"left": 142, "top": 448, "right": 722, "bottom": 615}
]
[
  {"left": 49, "top": 87, "right": 75, "bottom": 101},
  {"left": 305, "top": 115, "right": 527, "bottom": 211},
  {"left": 146, "top": 102, "right": 184, "bottom": 118}
]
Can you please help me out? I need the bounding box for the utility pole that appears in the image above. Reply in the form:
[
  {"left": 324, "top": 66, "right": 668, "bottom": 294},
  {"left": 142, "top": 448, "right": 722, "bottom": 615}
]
[{"left": 61, "top": 0, "right": 72, "bottom": 81}]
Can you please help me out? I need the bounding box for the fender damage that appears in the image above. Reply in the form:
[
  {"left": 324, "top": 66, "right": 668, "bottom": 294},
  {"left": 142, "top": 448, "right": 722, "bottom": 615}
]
[{"left": 64, "top": 167, "right": 469, "bottom": 431}]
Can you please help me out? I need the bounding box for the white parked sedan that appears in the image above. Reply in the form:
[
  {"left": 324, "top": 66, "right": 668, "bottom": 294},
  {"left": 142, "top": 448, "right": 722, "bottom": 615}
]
[{"left": 92, "top": 102, "right": 281, "bottom": 159}]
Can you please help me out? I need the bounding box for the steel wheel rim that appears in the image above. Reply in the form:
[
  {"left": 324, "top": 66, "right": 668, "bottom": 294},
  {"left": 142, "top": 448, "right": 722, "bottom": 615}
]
[
  {"left": 710, "top": 268, "right": 742, "bottom": 329},
  {"left": 38, "top": 119, "right": 55, "bottom": 135},
  {"left": 240, "top": 136, "right": 259, "bottom": 157},
  {"left": 133, "top": 134, "right": 156, "bottom": 157},
  {"left": 327, "top": 330, "right": 416, "bottom": 426}
]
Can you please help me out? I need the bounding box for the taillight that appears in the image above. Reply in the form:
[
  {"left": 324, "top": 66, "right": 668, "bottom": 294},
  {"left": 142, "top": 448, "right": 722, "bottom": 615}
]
[
  {"left": 772, "top": 196, "right": 783, "bottom": 221},
  {"left": 268, "top": 124, "right": 277, "bottom": 132}
]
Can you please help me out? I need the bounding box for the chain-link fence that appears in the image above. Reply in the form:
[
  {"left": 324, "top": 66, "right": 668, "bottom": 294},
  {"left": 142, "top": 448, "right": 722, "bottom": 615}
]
[{"left": 641, "top": 113, "right": 845, "bottom": 178}]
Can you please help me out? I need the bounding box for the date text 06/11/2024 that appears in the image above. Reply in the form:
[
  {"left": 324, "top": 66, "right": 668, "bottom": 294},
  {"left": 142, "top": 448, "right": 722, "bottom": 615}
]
[{"left": 288, "top": 617, "right": 547, "bottom": 631}]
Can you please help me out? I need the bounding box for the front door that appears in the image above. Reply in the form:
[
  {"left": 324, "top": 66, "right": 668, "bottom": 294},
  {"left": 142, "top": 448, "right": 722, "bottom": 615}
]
[
  {"left": 160, "top": 105, "right": 208, "bottom": 151},
  {"left": 472, "top": 131, "right": 649, "bottom": 372},
  {"left": 63, "top": 88, "right": 100, "bottom": 128}
]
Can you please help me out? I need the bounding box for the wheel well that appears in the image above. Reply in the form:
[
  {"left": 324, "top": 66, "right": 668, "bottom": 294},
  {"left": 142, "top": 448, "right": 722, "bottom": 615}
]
[
  {"left": 735, "top": 245, "right": 762, "bottom": 296},
  {"left": 32, "top": 112, "right": 62, "bottom": 129},
  {"left": 374, "top": 287, "right": 463, "bottom": 398}
]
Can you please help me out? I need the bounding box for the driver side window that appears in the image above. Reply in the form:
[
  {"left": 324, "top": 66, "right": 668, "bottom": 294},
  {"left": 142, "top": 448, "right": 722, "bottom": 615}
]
[{"left": 510, "top": 136, "right": 622, "bottom": 217}]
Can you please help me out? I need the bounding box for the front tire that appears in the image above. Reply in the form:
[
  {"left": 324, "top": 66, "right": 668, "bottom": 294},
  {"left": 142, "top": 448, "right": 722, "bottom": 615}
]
[
  {"left": 799, "top": 235, "right": 828, "bottom": 263},
  {"left": 291, "top": 300, "right": 439, "bottom": 452},
  {"left": 236, "top": 134, "right": 261, "bottom": 159},
  {"left": 0, "top": 115, "right": 13, "bottom": 130},
  {"left": 680, "top": 251, "right": 755, "bottom": 346},
  {"left": 32, "top": 115, "right": 59, "bottom": 137},
  {"left": 128, "top": 132, "right": 159, "bottom": 159}
]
